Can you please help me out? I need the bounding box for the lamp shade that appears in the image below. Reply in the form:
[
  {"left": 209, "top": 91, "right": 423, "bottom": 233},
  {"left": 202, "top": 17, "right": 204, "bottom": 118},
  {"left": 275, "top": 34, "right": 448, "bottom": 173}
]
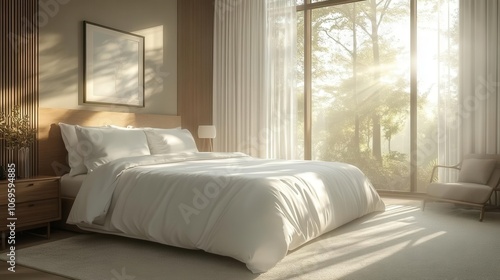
[{"left": 198, "top": 125, "right": 216, "bottom": 139}]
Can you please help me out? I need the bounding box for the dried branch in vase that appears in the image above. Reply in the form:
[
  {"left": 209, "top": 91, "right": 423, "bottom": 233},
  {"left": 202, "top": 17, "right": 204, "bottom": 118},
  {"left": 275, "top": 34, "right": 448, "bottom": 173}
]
[{"left": 0, "top": 106, "right": 37, "bottom": 150}]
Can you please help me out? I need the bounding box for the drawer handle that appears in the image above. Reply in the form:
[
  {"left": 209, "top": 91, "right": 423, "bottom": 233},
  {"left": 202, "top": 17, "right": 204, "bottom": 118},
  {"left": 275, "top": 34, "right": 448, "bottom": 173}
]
[
  {"left": 28, "top": 203, "right": 35, "bottom": 207},
  {"left": 26, "top": 183, "right": 35, "bottom": 188}
]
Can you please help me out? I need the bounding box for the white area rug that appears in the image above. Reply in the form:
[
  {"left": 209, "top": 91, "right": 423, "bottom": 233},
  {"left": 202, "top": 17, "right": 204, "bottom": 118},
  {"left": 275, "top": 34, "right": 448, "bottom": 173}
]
[{"left": 3, "top": 199, "right": 500, "bottom": 280}]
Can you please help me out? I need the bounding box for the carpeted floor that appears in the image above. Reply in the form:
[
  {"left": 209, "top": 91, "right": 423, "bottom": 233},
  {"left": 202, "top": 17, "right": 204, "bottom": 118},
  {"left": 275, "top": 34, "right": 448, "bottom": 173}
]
[{"left": 2, "top": 198, "right": 500, "bottom": 280}]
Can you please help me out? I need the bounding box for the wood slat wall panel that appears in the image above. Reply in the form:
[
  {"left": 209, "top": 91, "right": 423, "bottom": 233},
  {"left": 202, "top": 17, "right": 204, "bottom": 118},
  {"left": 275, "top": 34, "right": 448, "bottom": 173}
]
[
  {"left": 0, "top": 0, "right": 38, "bottom": 176},
  {"left": 178, "top": 0, "right": 215, "bottom": 150}
]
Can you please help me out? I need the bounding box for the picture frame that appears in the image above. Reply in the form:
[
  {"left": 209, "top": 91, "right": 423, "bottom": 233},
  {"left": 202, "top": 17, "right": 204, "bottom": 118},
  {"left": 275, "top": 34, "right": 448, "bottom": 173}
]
[{"left": 83, "top": 21, "right": 145, "bottom": 107}]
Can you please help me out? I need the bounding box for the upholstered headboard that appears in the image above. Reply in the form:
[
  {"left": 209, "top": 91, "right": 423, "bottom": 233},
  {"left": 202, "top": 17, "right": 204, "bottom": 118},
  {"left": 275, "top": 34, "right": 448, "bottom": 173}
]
[{"left": 38, "top": 107, "right": 181, "bottom": 176}]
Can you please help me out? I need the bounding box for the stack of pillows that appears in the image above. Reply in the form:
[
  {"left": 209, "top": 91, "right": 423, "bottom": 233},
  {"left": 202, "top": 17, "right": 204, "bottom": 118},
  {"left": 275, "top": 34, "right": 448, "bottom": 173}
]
[{"left": 58, "top": 123, "right": 199, "bottom": 176}]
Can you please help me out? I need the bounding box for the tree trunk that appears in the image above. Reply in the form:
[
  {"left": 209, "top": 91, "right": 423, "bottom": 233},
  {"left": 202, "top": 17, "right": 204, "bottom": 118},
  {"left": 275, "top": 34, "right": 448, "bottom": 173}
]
[
  {"left": 354, "top": 115, "right": 360, "bottom": 155},
  {"left": 372, "top": 114, "right": 382, "bottom": 160}
]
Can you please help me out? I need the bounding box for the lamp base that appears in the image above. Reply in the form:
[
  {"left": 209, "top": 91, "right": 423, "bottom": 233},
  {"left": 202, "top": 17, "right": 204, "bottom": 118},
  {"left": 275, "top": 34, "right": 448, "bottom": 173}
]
[{"left": 201, "top": 138, "right": 213, "bottom": 152}]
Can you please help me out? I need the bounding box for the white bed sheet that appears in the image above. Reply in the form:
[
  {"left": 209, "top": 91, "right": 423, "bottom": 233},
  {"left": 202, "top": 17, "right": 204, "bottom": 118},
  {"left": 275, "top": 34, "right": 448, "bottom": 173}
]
[
  {"left": 68, "top": 152, "right": 385, "bottom": 273},
  {"left": 60, "top": 174, "right": 86, "bottom": 198}
]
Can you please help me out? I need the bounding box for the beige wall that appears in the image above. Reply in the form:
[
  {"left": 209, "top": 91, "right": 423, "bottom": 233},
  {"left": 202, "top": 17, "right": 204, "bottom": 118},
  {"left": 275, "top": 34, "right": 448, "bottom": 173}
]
[{"left": 39, "top": 0, "right": 177, "bottom": 115}]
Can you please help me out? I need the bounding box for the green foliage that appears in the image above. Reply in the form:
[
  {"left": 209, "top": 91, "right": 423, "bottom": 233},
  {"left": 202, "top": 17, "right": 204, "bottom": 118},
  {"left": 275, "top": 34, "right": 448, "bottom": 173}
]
[
  {"left": 0, "top": 106, "right": 36, "bottom": 149},
  {"left": 297, "top": 0, "right": 459, "bottom": 190},
  {"left": 296, "top": 0, "right": 460, "bottom": 190}
]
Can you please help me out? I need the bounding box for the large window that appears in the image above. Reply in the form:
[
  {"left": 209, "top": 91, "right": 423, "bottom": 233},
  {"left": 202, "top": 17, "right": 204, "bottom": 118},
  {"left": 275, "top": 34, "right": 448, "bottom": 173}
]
[{"left": 296, "top": 0, "right": 458, "bottom": 192}]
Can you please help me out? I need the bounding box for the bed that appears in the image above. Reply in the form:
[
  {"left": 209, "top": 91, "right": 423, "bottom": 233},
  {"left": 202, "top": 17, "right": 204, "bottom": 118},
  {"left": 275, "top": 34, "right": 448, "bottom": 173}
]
[
  {"left": 39, "top": 108, "right": 385, "bottom": 273},
  {"left": 38, "top": 108, "right": 182, "bottom": 231}
]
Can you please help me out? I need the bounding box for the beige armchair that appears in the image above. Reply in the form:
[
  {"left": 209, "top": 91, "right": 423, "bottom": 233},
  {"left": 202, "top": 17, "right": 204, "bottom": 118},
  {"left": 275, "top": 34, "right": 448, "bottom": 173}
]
[{"left": 422, "top": 154, "right": 500, "bottom": 221}]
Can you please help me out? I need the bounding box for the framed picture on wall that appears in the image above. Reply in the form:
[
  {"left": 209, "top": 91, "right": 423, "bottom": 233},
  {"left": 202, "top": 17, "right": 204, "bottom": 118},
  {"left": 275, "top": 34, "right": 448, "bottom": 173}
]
[{"left": 83, "top": 21, "right": 145, "bottom": 107}]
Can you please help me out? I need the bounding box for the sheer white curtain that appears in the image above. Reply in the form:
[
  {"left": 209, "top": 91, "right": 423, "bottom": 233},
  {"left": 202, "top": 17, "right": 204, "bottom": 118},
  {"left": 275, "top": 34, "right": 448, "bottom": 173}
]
[
  {"left": 213, "top": 0, "right": 297, "bottom": 159},
  {"left": 436, "top": 0, "right": 500, "bottom": 182},
  {"left": 459, "top": 0, "right": 500, "bottom": 156},
  {"left": 433, "top": 0, "right": 461, "bottom": 182}
]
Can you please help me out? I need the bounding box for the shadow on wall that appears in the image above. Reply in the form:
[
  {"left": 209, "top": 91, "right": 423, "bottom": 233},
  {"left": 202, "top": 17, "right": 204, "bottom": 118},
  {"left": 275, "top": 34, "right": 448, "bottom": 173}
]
[{"left": 40, "top": 23, "right": 168, "bottom": 113}]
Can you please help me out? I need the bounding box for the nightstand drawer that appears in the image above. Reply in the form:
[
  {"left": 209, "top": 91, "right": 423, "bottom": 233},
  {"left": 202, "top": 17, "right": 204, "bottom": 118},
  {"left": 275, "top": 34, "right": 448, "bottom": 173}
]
[
  {"left": 0, "top": 198, "right": 60, "bottom": 228},
  {"left": 0, "top": 179, "right": 59, "bottom": 205}
]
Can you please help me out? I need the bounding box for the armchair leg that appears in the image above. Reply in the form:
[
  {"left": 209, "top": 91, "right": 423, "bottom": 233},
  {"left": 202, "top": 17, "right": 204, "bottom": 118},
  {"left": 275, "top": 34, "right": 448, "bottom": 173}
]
[
  {"left": 479, "top": 207, "right": 485, "bottom": 222},
  {"left": 421, "top": 199, "right": 426, "bottom": 211}
]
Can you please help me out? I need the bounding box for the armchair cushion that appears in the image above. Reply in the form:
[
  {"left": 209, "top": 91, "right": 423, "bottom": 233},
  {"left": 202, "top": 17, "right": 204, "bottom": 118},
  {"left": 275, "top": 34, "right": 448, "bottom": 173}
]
[
  {"left": 458, "top": 158, "right": 496, "bottom": 184},
  {"left": 427, "top": 182, "right": 493, "bottom": 204}
]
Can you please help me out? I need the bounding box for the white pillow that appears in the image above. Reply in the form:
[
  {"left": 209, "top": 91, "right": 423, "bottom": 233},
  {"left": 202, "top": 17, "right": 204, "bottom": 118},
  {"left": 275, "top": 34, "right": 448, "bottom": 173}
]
[
  {"left": 59, "top": 123, "right": 112, "bottom": 176},
  {"left": 75, "top": 126, "right": 151, "bottom": 172},
  {"left": 144, "top": 128, "right": 198, "bottom": 154},
  {"left": 458, "top": 158, "right": 497, "bottom": 184}
]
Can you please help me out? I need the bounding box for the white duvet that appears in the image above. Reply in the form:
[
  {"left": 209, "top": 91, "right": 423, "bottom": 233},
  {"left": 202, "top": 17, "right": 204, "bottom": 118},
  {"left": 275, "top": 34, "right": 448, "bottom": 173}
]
[{"left": 68, "top": 152, "right": 385, "bottom": 273}]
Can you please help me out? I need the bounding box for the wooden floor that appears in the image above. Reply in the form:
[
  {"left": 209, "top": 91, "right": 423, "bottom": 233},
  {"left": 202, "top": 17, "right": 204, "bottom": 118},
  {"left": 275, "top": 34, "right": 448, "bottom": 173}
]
[{"left": 0, "top": 227, "right": 77, "bottom": 279}]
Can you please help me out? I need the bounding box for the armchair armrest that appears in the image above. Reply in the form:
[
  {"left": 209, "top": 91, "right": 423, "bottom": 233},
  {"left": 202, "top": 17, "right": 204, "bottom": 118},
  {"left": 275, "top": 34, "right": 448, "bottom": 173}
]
[{"left": 430, "top": 163, "right": 461, "bottom": 183}]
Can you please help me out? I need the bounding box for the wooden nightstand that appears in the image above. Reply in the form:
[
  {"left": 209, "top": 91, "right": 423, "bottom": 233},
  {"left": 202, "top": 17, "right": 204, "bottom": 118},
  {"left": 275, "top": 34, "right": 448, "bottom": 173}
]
[{"left": 0, "top": 176, "right": 61, "bottom": 249}]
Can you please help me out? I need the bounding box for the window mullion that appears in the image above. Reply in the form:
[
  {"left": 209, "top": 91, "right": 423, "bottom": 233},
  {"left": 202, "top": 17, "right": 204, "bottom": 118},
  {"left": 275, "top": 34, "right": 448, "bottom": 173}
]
[{"left": 410, "top": 0, "right": 418, "bottom": 192}]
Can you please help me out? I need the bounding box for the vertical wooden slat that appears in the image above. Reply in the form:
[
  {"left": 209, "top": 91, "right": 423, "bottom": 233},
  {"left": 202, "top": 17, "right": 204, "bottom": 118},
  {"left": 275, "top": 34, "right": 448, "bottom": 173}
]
[
  {"left": 0, "top": 0, "right": 38, "bottom": 177},
  {"left": 34, "top": 0, "right": 40, "bottom": 176}
]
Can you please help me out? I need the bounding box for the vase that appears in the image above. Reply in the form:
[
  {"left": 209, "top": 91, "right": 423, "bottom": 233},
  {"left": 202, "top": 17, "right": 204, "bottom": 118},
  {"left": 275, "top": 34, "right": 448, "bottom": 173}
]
[{"left": 17, "top": 147, "right": 30, "bottom": 178}]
